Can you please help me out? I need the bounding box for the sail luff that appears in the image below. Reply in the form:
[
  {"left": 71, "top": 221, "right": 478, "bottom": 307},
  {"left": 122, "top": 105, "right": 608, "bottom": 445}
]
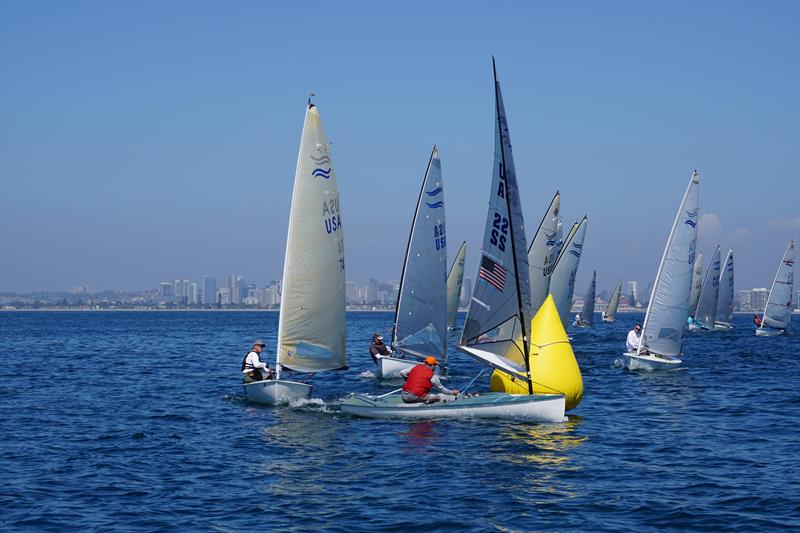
[
  {"left": 446, "top": 241, "right": 467, "bottom": 329},
  {"left": 638, "top": 171, "right": 699, "bottom": 357}
]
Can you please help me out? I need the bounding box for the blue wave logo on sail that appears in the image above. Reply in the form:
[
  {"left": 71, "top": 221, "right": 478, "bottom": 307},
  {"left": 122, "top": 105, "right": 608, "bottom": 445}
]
[
  {"left": 684, "top": 209, "right": 699, "bottom": 227},
  {"left": 310, "top": 154, "right": 331, "bottom": 165},
  {"left": 425, "top": 187, "right": 443, "bottom": 196},
  {"left": 545, "top": 232, "right": 556, "bottom": 246},
  {"left": 312, "top": 167, "right": 332, "bottom": 179},
  {"left": 426, "top": 201, "right": 444, "bottom": 209},
  {"left": 569, "top": 250, "right": 581, "bottom": 258},
  {"left": 684, "top": 219, "right": 697, "bottom": 227}
]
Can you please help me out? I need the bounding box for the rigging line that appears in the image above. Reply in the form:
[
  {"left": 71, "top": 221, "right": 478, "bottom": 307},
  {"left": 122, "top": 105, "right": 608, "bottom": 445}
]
[
  {"left": 530, "top": 340, "right": 572, "bottom": 349},
  {"left": 459, "top": 368, "right": 488, "bottom": 395}
]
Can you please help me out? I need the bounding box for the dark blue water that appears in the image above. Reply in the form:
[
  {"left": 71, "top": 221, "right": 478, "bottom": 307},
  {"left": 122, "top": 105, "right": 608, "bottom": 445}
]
[{"left": 1, "top": 311, "right": 798, "bottom": 531}]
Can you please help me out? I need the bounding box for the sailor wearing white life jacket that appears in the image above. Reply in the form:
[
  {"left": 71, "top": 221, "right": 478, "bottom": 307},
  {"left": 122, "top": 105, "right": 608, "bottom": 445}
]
[
  {"left": 242, "top": 340, "right": 274, "bottom": 383},
  {"left": 400, "top": 356, "right": 459, "bottom": 404},
  {"left": 626, "top": 324, "right": 643, "bottom": 352}
]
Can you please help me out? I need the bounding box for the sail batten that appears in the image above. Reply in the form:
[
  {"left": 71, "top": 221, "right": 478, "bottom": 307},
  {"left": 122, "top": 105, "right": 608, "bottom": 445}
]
[
  {"left": 392, "top": 147, "right": 448, "bottom": 362},
  {"left": 639, "top": 171, "right": 700, "bottom": 357},
  {"left": 277, "top": 103, "right": 346, "bottom": 373},
  {"left": 760, "top": 241, "right": 795, "bottom": 330}
]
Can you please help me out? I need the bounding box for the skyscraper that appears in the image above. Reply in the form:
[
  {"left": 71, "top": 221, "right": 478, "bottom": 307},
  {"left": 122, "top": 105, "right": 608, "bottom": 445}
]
[
  {"left": 628, "top": 281, "right": 639, "bottom": 307},
  {"left": 202, "top": 276, "right": 217, "bottom": 305},
  {"left": 346, "top": 281, "right": 358, "bottom": 304},
  {"left": 750, "top": 288, "right": 769, "bottom": 312}
]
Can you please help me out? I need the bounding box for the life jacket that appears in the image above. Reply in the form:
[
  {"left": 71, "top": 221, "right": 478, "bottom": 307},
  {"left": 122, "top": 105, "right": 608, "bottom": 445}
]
[{"left": 403, "top": 365, "right": 434, "bottom": 397}]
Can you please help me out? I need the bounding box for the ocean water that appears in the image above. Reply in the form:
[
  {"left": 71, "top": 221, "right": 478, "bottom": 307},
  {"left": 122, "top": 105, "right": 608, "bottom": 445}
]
[{"left": 1, "top": 311, "right": 798, "bottom": 531}]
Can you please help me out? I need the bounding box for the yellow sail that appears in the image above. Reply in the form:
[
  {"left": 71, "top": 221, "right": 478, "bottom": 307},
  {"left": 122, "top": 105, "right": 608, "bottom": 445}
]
[{"left": 490, "top": 294, "right": 584, "bottom": 410}]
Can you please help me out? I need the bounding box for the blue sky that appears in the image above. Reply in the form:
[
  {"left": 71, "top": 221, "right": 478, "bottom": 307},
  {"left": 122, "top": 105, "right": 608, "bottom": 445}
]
[{"left": 1, "top": 1, "right": 798, "bottom": 293}]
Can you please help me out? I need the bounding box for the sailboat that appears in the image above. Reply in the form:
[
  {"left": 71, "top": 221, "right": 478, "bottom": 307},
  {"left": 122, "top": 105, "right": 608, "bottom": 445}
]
[
  {"left": 574, "top": 271, "right": 596, "bottom": 327},
  {"left": 446, "top": 241, "right": 467, "bottom": 330},
  {"left": 528, "top": 192, "right": 563, "bottom": 315},
  {"left": 714, "top": 249, "right": 734, "bottom": 330},
  {"left": 374, "top": 147, "right": 448, "bottom": 378},
  {"left": 603, "top": 279, "right": 622, "bottom": 322},
  {"left": 624, "top": 171, "right": 699, "bottom": 371},
  {"left": 689, "top": 245, "right": 720, "bottom": 331},
  {"left": 548, "top": 217, "right": 589, "bottom": 328},
  {"left": 244, "top": 101, "right": 347, "bottom": 405},
  {"left": 341, "top": 60, "right": 574, "bottom": 421},
  {"left": 756, "top": 241, "right": 795, "bottom": 336},
  {"left": 688, "top": 253, "right": 704, "bottom": 316}
]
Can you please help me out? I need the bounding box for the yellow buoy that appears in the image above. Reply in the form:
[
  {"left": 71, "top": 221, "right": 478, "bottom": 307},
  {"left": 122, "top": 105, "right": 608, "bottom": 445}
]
[{"left": 490, "top": 294, "right": 584, "bottom": 410}]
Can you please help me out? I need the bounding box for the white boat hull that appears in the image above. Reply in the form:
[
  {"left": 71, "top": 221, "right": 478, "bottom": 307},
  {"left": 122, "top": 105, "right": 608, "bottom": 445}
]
[
  {"left": 375, "top": 355, "right": 421, "bottom": 378},
  {"left": 713, "top": 322, "right": 733, "bottom": 331},
  {"left": 755, "top": 327, "right": 786, "bottom": 337},
  {"left": 341, "top": 392, "right": 566, "bottom": 422},
  {"left": 602, "top": 317, "right": 615, "bottom": 322},
  {"left": 688, "top": 322, "right": 711, "bottom": 332},
  {"left": 243, "top": 379, "right": 312, "bottom": 405},
  {"left": 623, "top": 352, "right": 682, "bottom": 371}
]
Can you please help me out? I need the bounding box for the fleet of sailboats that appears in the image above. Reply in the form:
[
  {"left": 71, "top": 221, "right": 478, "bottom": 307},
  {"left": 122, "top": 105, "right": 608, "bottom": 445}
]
[
  {"left": 690, "top": 245, "right": 721, "bottom": 331},
  {"left": 756, "top": 241, "right": 795, "bottom": 336},
  {"left": 244, "top": 101, "right": 346, "bottom": 405}
]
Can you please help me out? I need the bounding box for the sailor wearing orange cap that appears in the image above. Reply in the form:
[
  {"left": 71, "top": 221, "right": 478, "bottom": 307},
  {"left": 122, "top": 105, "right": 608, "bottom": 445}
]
[{"left": 399, "top": 356, "right": 459, "bottom": 404}]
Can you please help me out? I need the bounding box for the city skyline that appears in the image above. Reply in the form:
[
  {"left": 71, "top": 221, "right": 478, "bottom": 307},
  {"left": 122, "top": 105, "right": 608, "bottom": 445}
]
[{"left": 1, "top": 2, "right": 798, "bottom": 293}]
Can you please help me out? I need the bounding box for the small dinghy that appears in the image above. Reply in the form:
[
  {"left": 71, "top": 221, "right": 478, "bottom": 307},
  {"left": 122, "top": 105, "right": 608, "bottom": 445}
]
[
  {"left": 756, "top": 241, "right": 794, "bottom": 336},
  {"left": 446, "top": 241, "right": 467, "bottom": 331},
  {"left": 689, "top": 245, "right": 721, "bottom": 331},
  {"left": 713, "top": 249, "right": 735, "bottom": 330},
  {"left": 624, "top": 171, "right": 699, "bottom": 371},
  {"left": 603, "top": 279, "right": 622, "bottom": 322}
]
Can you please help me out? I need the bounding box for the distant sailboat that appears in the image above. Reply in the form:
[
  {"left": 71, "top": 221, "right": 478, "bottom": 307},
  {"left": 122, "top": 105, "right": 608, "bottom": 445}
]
[
  {"left": 343, "top": 60, "right": 575, "bottom": 421},
  {"left": 549, "top": 217, "right": 588, "bottom": 328},
  {"left": 374, "top": 147, "right": 449, "bottom": 378},
  {"left": 690, "top": 245, "right": 720, "bottom": 331},
  {"left": 756, "top": 241, "right": 795, "bottom": 336},
  {"left": 528, "top": 191, "right": 563, "bottom": 315},
  {"left": 574, "top": 270, "right": 596, "bottom": 328},
  {"left": 688, "top": 253, "right": 704, "bottom": 315},
  {"left": 624, "top": 171, "right": 699, "bottom": 371},
  {"left": 603, "top": 278, "right": 622, "bottom": 322},
  {"left": 244, "top": 101, "right": 346, "bottom": 405},
  {"left": 714, "top": 249, "right": 734, "bottom": 330},
  {"left": 446, "top": 241, "right": 467, "bottom": 330}
]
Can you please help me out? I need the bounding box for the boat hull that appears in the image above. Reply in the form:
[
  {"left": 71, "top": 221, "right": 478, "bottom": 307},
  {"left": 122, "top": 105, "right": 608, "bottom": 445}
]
[
  {"left": 375, "top": 355, "right": 421, "bottom": 378},
  {"left": 243, "top": 379, "right": 312, "bottom": 405},
  {"left": 340, "top": 392, "right": 566, "bottom": 422},
  {"left": 601, "top": 317, "right": 615, "bottom": 322},
  {"left": 623, "top": 352, "right": 682, "bottom": 371},
  {"left": 713, "top": 322, "right": 733, "bottom": 331},
  {"left": 755, "top": 326, "right": 786, "bottom": 337},
  {"left": 688, "top": 322, "right": 711, "bottom": 332}
]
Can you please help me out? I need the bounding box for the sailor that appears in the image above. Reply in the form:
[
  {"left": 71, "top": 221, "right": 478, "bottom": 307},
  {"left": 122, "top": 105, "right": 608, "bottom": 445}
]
[
  {"left": 753, "top": 314, "right": 762, "bottom": 327},
  {"left": 242, "top": 340, "right": 273, "bottom": 383},
  {"left": 687, "top": 315, "right": 696, "bottom": 326},
  {"left": 400, "top": 356, "right": 459, "bottom": 404},
  {"left": 626, "top": 324, "right": 643, "bottom": 353},
  {"left": 601, "top": 310, "right": 607, "bottom": 320},
  {"left": 369, "top": 332, "right": 392, "bottom": 363},
  {"left": 574, "top": 313, "right": 583, "bottom": 327}
]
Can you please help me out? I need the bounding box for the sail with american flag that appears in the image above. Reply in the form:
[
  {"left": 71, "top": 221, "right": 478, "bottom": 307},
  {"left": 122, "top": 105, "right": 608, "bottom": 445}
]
[{"left": 459, "top": 59, "right": 534, "bottom": 390}]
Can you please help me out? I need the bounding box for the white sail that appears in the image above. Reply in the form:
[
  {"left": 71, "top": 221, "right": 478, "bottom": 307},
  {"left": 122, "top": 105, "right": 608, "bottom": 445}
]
[
  {"left": 761, "top": 241, "right": 795, "bottom": 330},
  {"left": 638, "top": 171, "right": 700, "bottom": 357},
  {"left": 715, "top": 249, "right": 734, "bottom": 327},
  {"left": 606, "top": 279, "right": 622, "bottom": 320},
  {"left": 694, "top": 246, "right": 721, "bottom": 328},
  {"left": 688, "top": 253, "right": 704, "bottom": 313},
  {"left": 446, "top": 241, "right": 467, "bottom": 329},
  {"left": 548, "top": 217, "right": 588, "bottom": 328},
  {"left": 580, "top": 270, "right": 596, "bottom": 326},
  {"left": 392, "top": 147, "right": 448, "bottom": 361},
  {"left": 461, "top": 60, "right": 533, "bottom": 389},
  {"left": 528, "top": 191, "right": 562, "bottom": 314},
  {"left": 277, "top": 103, "right": 346, "bottom": 373}
]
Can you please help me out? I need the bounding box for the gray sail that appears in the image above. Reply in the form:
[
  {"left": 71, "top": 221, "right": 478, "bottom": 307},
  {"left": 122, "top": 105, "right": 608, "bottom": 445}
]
[
  {"left": 392, "top": 147, "right": 448, "bottom": 362},
  {"left": 528, "top": 191, "right": 562, "bottom": 315},
  {"left": 549, "top": 217, "right": 588, "bottom": 328},
  {"left": 460, "top": 60, "right": 533, "bottom": 385},
  {"left": 694, "top": 246, "right": 721, "bottom": 329},
  {"left": 446, "top": 241, "right": 467, "bottom": 329},
  {"left": 715, "top": 249, "right": 734, "bottom": 327},
  {"left": 580, "top": 270, "right": 596, "bottom": 327},
  {"left": 761, "top": 241, "right": 795, "bottom": 330},
  {"left": 639, "top": 171, "right": 699, "bottom": 357},
  {"left": 688, "top": 253, "right": 704, "bottom": 313},
  {"left": 606, "top": 279, "right": 622, "bottom": 320}
]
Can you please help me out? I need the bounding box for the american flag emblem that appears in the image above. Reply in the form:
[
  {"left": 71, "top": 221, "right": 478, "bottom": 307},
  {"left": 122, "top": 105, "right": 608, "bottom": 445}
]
[{"left": 480, "top": 254, "right": 506, "bottom": 291}]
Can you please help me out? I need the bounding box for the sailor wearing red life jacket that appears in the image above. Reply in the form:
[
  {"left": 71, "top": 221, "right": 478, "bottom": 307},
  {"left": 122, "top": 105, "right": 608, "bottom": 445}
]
[{"left": 400, "top": 356, "right": 459, "bottom": 404}]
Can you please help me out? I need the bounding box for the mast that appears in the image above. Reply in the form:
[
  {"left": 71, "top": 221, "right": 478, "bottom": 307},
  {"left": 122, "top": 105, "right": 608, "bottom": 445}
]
[
  {"left": 391, "top": 147, "right": 437, "bottom": 352},
  {"left": 493, "top": 57, "right": 533, "bottom": 395}
]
